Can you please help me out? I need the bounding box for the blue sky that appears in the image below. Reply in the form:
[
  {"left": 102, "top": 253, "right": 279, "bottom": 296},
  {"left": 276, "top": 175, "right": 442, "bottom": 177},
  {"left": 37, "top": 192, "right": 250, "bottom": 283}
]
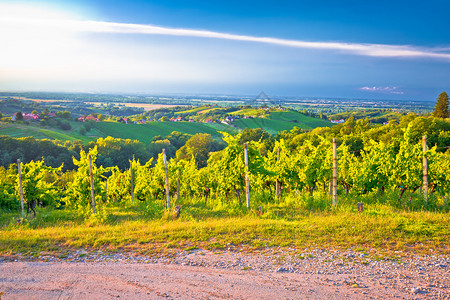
[{"left": 1, "top": 0, "right": 449, "bottom": 100}]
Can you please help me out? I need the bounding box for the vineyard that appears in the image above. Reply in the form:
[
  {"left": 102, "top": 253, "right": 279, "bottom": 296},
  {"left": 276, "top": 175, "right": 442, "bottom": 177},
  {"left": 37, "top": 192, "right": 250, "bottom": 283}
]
[
  {"left": 1, "top": 117, "right": 450, "bottom": 255},
  {"left": 1, "top": 124, "right": 449, "bottom": 213}
]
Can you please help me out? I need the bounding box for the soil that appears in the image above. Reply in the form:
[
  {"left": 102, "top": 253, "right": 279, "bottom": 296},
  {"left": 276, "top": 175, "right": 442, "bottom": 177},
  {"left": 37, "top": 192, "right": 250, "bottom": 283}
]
[{"left": 0, "top": 248, "right": 449, "bottom": 299}]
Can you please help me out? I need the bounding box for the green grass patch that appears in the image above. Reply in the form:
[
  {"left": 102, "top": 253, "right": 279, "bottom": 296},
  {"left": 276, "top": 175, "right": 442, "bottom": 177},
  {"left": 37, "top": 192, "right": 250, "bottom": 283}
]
[
  {"left": 0, "top": 124, "right": 49, "bottom": 139},
  {"left": 0, "top": 122, "right": 101, "bottom": 143},
  {"left": 1, "top": 194, "right": 448, "bottom": 256},
  {"left": 174, "top": 106, "right": 210, "bottom": 115},
  {"left": 93, "top": 121, "right": 221, "bottom": 143},
  {"left": 230, "top": 108, "right": 266, "bottom": 117},
  {"left": 203, "top": 123, "right": 240, "bottom": 135},
  {"left": 233, "top": 110, "right": 331, "bottom": 133}
]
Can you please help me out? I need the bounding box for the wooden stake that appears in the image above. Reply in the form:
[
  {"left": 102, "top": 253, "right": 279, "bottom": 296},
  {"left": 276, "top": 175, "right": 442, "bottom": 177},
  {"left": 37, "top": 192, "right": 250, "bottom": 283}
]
[
  {"left": 422, "top": 135, "right": 428, "bottom": 204},
  {"left": 88, "top": 154, "right": 96, "bottom": 213},
  {"left": 328, "top": 181, "right": 332, "bottom": 196},
  {"left": 275, "top": 147, "right": 280, "bottom": 198},
  {"left": 163, "top": 149, "right": 170, "bottom": 209},
  {"left": 244, "top": 143, "right": 250, "bottom": 209},
  {"left": 130, "top": 161, "right": 134, "bottom": 202},
  {"left": 332, "top": 138, "right": 337, "bottom": 207},
  {"left": 113, "top": 170, "right": 117, "bottom": 202},
  {"left": 177, "top": 168, "right": 180, "bottom": 200},
  {"left": 17, "top": 159, "right": 24, "bottom": 219}
]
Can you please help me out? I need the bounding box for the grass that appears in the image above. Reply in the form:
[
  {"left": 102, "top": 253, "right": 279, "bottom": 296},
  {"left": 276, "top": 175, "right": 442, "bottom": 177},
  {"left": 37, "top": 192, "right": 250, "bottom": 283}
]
[
  {"left": 230, "top": 108, "right": 267, "bottom": 117},
  {"left": 203, "top": 123, "right": 240, "bottom": 135},
  {"left": 1, "top": 192, "right": 448, "bottom": 257},
  {"left": 0, "top": 124, "right": 49, "bottom": 139},
  {"left": 196, "top": 107, "right": 226, "bottom": 114},
  {"left": 0, "top": 122, "right": 102, "bottom": 143},
  {"left": 1, "top": 109, "right": 331, "bottom": 144},
  {"left": 0, "top": 120, "right": 224, "bottom": 144},
  {"left": 233, "top": 110, "right": 331, "bottom": 134},
  {"left": 93, "top": 121, "right": 222, "bottom": 143},
  {"left": 174, "top": 106, "right": 210, "bottom": 115}
]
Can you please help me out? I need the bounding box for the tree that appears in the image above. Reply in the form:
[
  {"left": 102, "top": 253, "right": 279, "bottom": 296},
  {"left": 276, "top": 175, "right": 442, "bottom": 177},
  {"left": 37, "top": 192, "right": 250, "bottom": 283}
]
[
  {"left": 176, "top": 133, "right": 214, "bottom": 168},
  {"left": 167, "top": 131, "right": 191, "bottom": 149},
  {"left": 433, "top": 92, "right": 449, "bottom": 118},
  {"left": 240, "top": 128, "right": 270, "bottom": 144},
  {"left": 62, "top": 111, "right": 72, "bottom": 119},
  {"left": 97, "top": 114, "right": 105, "bottom": 121},
  {"left": 15, "top": 111, "right": 23, "bottom": 121}
]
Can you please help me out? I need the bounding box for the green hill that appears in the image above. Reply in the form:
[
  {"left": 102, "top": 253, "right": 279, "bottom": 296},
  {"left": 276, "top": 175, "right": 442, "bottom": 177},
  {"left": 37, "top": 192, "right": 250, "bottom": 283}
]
[
  {"left": 233, "top": 110, "right": 331, "bottom": 134},
  {"left": 92, "top": 121, "right": 222, "bottom": 143},
  {"left": 0, "top": 109, "right": 331, "bottom": 143},
  {"left": 0, "top": 123, "right": 94, "bottom": 142},
  {"left": 0, "top": 121, "right": 229, "bottom": 144}
]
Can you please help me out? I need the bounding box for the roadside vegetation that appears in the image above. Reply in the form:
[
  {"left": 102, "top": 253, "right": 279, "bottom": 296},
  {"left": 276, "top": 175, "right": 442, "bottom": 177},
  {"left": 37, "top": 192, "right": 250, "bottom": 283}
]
[
  {"left": 0, "top": 191, "right": 449, "bottom": 257},
  {"left": 0, "top": 92, "right": 449, "bottom": 257}
]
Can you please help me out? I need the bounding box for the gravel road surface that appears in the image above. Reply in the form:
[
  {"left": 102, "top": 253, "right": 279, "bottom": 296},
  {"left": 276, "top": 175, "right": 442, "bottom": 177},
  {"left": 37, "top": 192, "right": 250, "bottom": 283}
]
[{"left": 1, "top": 248, "right": 449, "bottom": 299}]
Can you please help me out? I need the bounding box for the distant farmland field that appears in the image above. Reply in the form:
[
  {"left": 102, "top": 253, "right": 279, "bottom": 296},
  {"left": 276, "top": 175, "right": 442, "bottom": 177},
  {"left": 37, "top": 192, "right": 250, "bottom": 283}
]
[{"left": 85, "top": 103, "right": 179, "bottom": 111}]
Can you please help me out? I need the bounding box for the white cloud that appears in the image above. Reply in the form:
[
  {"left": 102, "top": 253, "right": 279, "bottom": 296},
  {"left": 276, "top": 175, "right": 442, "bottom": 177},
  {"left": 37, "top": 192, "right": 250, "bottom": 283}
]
[
  {"left": 75, "top": 21, "right": 450, "bottom": 60},
  {"left": 0, "top": 3, "right": 448, "bottom": 95},
  {"left": 1, "top": 11, "right": 450, "bottom": 61},
  {"left": 360, "top": 86, "right": 404, "bottom": 94}
]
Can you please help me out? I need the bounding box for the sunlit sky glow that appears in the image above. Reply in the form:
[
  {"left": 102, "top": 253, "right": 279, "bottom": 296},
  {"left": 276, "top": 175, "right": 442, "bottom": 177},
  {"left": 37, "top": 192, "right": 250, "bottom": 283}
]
[{"left": 1, "top": 1, "right": 449, "bottom": 100}]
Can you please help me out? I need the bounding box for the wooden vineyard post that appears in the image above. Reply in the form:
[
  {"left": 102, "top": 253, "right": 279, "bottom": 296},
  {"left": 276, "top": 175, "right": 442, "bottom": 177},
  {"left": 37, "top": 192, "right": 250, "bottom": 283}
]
[
  {"left": 275, "top": 147, "right": 281, "bottom": 198},
  {"left": 130, "top": 161, "right": 134, "bottom": 202},
  {"left": 17, "top": 159, "right": 24, "bottom": 219},
  {"left": 113, "top": 170, "right": 117, "bottom": 202},
  {"left": 88, "top": 154, "right": 96, "bottom": 213},
  {"left": 332, "top": 138, "right": 337, "bottom": 207},
  {"left": 422, "top": 135, "right": 428, "bottom": 204},
  {"left": 177, "top": 168, "right": 180, "bottom": 200},
  {"left": 328, "top": 182, "right": 332, "bottom": 196},
  {"left": 244, "top": 143, "right": 250, "bottom": 209},
  {"left": 163, "top": 149, "right": 170, "bottom": 209}
]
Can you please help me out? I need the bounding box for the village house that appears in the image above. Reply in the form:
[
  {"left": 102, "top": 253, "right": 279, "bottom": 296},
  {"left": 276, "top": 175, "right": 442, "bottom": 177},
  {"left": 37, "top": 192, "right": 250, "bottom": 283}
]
[
  {"left": 12, "top": 112, "right": 40, "bottom": 121},
  {"left": 169, "top": 116, "right": 183, "bottom": 122},
  {"left": 78, "top": 115, "right": 99, "bottom": 122}
]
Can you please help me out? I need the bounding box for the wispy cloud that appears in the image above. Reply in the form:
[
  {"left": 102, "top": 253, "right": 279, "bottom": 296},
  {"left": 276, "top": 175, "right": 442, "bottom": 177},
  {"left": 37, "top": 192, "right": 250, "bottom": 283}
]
[
  {"left": 3, "top": 16, "right": 450, "bottom": 61},
  {"left": 360, "top": 86, "right": 404, "bottom": 94}
]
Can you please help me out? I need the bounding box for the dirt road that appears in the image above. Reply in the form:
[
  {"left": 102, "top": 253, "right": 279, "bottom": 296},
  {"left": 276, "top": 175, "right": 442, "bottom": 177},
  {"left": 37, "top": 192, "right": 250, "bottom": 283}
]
[{"left": 0, "top": 249, "right": 449, "bottom": 299}]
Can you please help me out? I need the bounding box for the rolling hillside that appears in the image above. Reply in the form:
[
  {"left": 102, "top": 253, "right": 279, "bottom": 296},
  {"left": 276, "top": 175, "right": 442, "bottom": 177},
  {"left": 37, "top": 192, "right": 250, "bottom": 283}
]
[
  {"left": 0, "top": 121, "right": 228, "bottom": 144},
  {"left": 232, "top": 110, "right": 331, "bottom": 134},
  {"left": 0, "top": 109, "right": 331, "bottom": 143},
  {"left": 92, "top": 121, "right": 222, "bottom": 143},
  {"left": 0, "top": 122, "right": 102, "bottom": 143}
]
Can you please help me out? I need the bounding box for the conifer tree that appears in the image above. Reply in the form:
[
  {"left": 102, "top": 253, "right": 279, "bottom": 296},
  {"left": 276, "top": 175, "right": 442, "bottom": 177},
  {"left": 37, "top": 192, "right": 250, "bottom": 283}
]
[{"left": 433, "top": 91, "right": 449, "bottom": 118}]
